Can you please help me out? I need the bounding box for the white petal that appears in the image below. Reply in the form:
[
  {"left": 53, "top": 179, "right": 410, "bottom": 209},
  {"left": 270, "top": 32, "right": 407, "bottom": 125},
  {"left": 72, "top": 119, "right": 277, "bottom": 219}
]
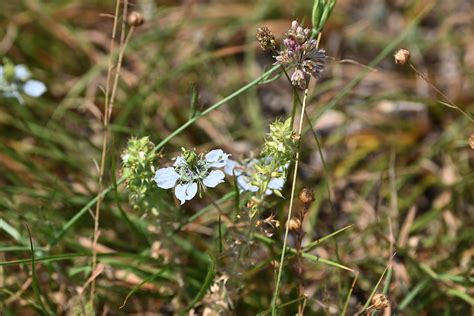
[
  {"left": 14, "top": 65, "right": 31, "bottom": 81},
  {"left": 0, "top": 66, "right": 4, "bottom": 77},
  {"left": 175, "top": 182, "right": 198, "bottom": 205},
  {"left": 268, "top": 178, "right": 285, "bottom": 190},
  {"left": 174, "top": 156, "right": 187, "bottom": 166},
  {"left": 224, "top": 159, "right": 239, "bottom": 176},
  {"left": 237, "top": 175, "right": 258, "bottom": 192},
  {"left": 205, "top": 149, "right": 228, "bottom": 168},
  {"left": 23, "top": 80, "right": 46, "bottom": 97},
  {"left": 203, "top": 170, "right": 225, "bottom": 188},
  {"left": 154, "top": 167, "right": 179, "bottom": 189}
]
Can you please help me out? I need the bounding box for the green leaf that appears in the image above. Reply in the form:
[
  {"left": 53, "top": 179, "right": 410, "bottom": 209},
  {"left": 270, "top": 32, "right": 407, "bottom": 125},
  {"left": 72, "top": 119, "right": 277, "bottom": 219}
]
[{"left": 183, "top": 255, "right": 216, "bottom": 313}]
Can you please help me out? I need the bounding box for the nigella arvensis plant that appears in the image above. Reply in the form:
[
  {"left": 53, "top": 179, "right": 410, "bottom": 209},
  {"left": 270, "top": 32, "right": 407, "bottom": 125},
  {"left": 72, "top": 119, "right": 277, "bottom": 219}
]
[
  {"left": 154, "top": 148, "right": 229, "bottom": 204},
  {"left": 0, "top": 59, "right": 47, "bottom": 104},
  {"left": 274, "top": 20, "right": 326, "bottom": 89}
]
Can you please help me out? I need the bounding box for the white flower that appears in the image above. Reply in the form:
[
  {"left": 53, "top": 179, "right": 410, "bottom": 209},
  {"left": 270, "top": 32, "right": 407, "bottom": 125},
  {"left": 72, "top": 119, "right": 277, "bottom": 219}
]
[
  {"left": 224, "top": 158, "right": 286, "bottom": 195},
  {"left": 0, "top": 64, "right": 47, "bottom": 104},
  {"left": 154, "top": 149, "right": 229, "bottom": 205}
]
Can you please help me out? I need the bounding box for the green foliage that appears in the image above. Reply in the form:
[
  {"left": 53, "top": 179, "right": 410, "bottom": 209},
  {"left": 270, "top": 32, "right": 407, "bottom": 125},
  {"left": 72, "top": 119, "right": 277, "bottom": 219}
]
[
  {"left": 121, "top": 136, "right": 157, "bottom": 213},
  {"left": 312, "top": 0, "right": 337, "bottom": 34}
]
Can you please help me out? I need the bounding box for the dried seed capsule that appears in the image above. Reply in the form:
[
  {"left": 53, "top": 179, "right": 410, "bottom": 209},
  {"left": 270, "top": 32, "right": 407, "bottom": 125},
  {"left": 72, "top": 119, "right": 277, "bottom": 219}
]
[
  {"left": 287, "top": 218, "right": 302, "bottom": 231},
  {"left": 371, "top": 293, "right": 389, "bottom": 310},
  {"left": 394, "top": 48, "right": 410, "bottom": 65},
  {"left": 127, "top": 11, "right": 144, "bottom": 27},
  {"left": 298, "top": 188, "right": 314, "bottom": 204}
]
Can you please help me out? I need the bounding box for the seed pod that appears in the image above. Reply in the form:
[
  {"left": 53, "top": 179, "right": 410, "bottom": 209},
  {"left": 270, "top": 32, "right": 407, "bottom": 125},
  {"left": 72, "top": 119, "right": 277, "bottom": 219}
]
[
  {"left": 298, "top": 188, "right": 314, "bottom": 204},
  {"left": 394, "top": 48, "right": 410, "bottom": 65},
  {"left": 371, "top": 293, "right": 389, "bottom": 310},
  {"left": 127, "top": 11, "right": 144, "bottom": 27},
  {"left": 287, "top": 218, "right": 302, "bottom": 231}
]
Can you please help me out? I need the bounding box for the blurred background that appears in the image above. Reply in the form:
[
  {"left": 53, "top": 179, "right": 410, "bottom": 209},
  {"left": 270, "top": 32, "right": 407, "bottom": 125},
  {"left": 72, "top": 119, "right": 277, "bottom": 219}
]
[{"left": 0, "top": 0, "right": 473, "bottom": 315}]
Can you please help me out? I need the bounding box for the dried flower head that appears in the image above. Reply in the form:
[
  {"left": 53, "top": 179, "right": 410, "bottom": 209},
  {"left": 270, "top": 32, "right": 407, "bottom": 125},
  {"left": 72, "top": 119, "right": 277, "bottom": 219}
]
[
  {"left": 274, "top": 20, "right": 326, "bottom": 89},
  {"left": 394, "top": 48, "right": 410, "bottom": 65},
  {"left": 256, "top": 214, "right": 280, "bottom": 237},
  {"left": 127, "top": 11, "right": 144, "bottom": 27},
  {"left": 201, "top": 274, "right": 232, "bottom": 315},
  {"left": 256, "top": 26, "right": 276, "bottom": 51},
  {"left": 371, "top": 293, "right": 389, "bottom": 310}
]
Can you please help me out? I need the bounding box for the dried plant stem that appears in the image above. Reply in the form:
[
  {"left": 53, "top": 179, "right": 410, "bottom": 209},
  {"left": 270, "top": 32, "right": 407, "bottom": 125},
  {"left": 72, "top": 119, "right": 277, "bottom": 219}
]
[
  {"left": 409, "top": 63, "right": 473, "bottom": 122},
  {"left": 271, "top": 88, "right": 309, "bottom": 315},
  {"left": 90, "top": 0, "right": 129, "bottom": 306}
]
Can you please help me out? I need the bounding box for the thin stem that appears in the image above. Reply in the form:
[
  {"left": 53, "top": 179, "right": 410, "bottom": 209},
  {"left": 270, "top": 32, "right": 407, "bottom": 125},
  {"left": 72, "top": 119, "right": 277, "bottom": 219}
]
[
  {"left": 271, "top": 88, "right": 309, "bottom": 315},
  {"left": 230, "top": 175, "right": 274, "bottom": 275},
  {"left": 90, "top": 0, "right": 128, "bottom": 305},
  {"left": 409, "top": 63, "right": 473, "bottom": 122}
]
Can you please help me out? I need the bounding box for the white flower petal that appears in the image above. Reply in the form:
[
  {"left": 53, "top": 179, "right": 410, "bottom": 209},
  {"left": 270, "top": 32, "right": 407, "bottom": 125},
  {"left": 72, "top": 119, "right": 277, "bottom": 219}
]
[
  {"left": 205, "top": 149, "right": 229, "bottom": 168},
  {"left": 23, "top": 80, "right": 46, "bottom": 97},
  {"left": 175, "top": 182, "right": 198, "bottom": 205},
  {"left": 154, "top": 167, "right": 180, "bottom": 189},
  {"left": 224, "top": 159, "right": 240, "bottom": 176},
  {"left": 174, "top": 156, "right": 187, "bottom": 166},
  {"left": 14, "top": 65, "right": 31, "bottom": 81},
  {"left": 237, "top": 175, "right": 258, "bottom": 192},
  {"left": 268, "top": 178, "right": 285, "bottom": 190},
  {"left": 203, "top": 170, "right": 225, "bottom": 188},
  {"left": 0, "top": 66, "right": 4, "bottom": 77}
]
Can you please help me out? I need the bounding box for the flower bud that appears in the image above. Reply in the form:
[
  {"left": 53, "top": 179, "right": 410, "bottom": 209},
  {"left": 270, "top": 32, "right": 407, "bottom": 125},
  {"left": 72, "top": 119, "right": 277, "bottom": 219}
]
[
  {"left": 127, "top": 11, "right": 144, "bottom": 27},
  {"left": 394, "top": 48, "right": 410, "bottom": 65}
]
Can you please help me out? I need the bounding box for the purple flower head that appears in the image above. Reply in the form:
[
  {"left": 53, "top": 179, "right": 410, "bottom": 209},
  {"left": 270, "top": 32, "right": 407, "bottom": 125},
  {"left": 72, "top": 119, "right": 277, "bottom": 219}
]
[{"left": 274, "top": 20, "right": 326, "bottom": 89}]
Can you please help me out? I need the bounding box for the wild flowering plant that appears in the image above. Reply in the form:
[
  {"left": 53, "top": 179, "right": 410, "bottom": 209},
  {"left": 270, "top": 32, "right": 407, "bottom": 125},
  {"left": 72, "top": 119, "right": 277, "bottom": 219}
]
[
  {"left": 246, "top": 118, "right": 297, "bottom": 215},
  {"left": 121, "top": 136, "right": 157, "bottom": 213},
  {"left": 154, "top": 148, "right": 229, "bottom": 204},
  {"left": 274, "top": 20, "right": 326, "bottom": 89},
  {"left": 0, "top": 59, "right": 46, "bottom": 104}
]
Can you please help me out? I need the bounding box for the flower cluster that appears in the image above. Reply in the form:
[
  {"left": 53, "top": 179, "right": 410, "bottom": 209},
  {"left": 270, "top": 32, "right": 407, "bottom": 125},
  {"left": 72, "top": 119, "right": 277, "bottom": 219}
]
[
  {"left": 0, "top": 60, "right": 46, "bottom": 104},
  {"left": 274, "top": 20, "right": 326, "bottom": 89},
  {"left": 121, "top": 137, "right": 157, "bottom": 213},
  {"left": 224, "top": 158, "right": 285, "bottom": 195},
  {"left": 154, "top": 148, "right": 229, "bottom": 204}
]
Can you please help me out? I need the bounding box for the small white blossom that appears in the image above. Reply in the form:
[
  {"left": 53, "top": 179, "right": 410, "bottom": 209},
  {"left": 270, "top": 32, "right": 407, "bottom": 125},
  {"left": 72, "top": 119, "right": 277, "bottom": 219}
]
[
  {"left": 154, "top": 149, "right": 230, "bottom": 205},
  {"left": 0, "top": 63, "right": 47, "bottom": 104}
]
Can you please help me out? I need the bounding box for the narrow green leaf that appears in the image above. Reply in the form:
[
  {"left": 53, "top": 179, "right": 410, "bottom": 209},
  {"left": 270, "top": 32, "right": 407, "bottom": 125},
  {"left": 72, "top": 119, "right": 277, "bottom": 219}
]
[
  {"left": 119, "top": 268, "right": 167, "bottom": 309},
  {"left": 184, "top": 256, "right": 216, "bottom": 313},
  {"left": 26, "top": 224, "right": 51, "bottom": 315}
]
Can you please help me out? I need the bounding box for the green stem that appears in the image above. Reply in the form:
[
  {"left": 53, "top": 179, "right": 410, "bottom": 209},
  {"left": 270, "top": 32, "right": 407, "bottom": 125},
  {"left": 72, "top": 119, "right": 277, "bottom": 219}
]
[{"left": 271, "top": 88, "right": 309, "bottom": 314}]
